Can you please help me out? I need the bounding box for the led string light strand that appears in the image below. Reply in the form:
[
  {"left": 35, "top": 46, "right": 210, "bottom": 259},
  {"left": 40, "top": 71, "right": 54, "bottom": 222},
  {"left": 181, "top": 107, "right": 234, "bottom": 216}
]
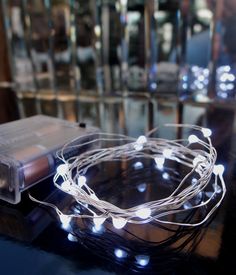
[{"left": 29, "top": 124, "right": 226, "bottom": 230}]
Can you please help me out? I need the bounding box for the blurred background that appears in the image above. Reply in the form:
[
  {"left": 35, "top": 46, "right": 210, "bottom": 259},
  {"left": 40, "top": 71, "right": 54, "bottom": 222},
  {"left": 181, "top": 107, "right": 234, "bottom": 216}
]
[{"left": 1, "top": 0, "right": 236, "bottom": 137}]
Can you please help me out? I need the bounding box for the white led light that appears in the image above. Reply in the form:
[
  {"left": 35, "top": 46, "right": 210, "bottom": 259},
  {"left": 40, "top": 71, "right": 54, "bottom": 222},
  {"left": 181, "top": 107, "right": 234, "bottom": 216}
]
[
  {"left": 198, "top": 75, "right": 205, "bottom": 82},
  {"left": 120, "top": 0, "right": 128, "bottom": 6},
  {"left": 93, "top": 216, "right": 106, "bottom": 227},
  {"left": 205, "top": 191, "right": 214, "bottom": 198},
  {"left": 227, "top": 83, "right": 234, "bottom": 90},
  {"left": 163, "top": 148, "right": 172, "bottom": 158},
  {"left": 136, "top": 135, "right": 147, "bottom": 144},
  {"left": 60, "top": 214, "right": 71, "bottom": 230},
  {"left": 61, "top": 180, "right": 71, "bottom": 190},
  {"left": 114, "top": 248, "right": 127, "bottom": 259},
  {"left": 188, "top": 134, "right": 199, "bottom": 144},
  {"left": 228, "top": 73, "right": 235, "bottom": 82},
  {"left": 134, "top": 144, "right": 143, "bottom": 151},
  {"left": 57, "top": 164, "right": 68, "bottom": 176},
  {"left": 155, "top": 156, "right": 165, "bottom": 170},
  {"left": 77, "top": 175, "right": 87, "bottom": 187},
  {"left": 135, "top": 255, "right": 150, "bottom": 266},
  {"left": 213, "top": 164, "right": 225, "bottom": 175},
  {"left": 112, "top": 217, "right": 127, "bottom": 229},
  {"left": 162, "top": 172, "right": 170, "bottom": 180},
  {"left": 195, "top": 191, "right": 203, "bottom": 204},
  {"left": 94, "top": 25, "right": 101, "bottom": 37},
  {"left": 92, "top": 224, "right": 103, "bottom": 233},
  {"left": 214, "top": 184, "right": 222, "bottom": 193},
  {"left": 202, "top": 128, "right": 212, "bottom": 137},
  {"left": 150, "top": 82, "right": 157, "bottom": 90},
  {"left": 133, "top": 161, "right": 144, "bottom": 170},
  {"left": 193, "top": 155, "right": 206, "bottom": 167},
  {"left": 137, "top": 183, "right": 147, "bottom": 193},
  {"left": 48, "top": 123, "right": 226, "bottom": 230},
  {"left": 183, "top": 202, "right": 192, "bottom": 209},
  {"left": 224, "top": 65, "right": 231, "bottom": 72},
  {"left": 135, "top": 208, "right": 151, "bottom": 219},
  {"left": 67, "top": 233, "right": 78, "bottom": 242},
  {"left": 72, "top": 205, "right": 81, "bottom": 214}
]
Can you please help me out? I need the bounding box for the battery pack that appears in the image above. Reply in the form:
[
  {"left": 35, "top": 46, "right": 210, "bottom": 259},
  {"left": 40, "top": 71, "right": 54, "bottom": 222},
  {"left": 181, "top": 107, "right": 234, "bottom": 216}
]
[{"left": 0, "top": 115, "right": 98, "bottom": 204}]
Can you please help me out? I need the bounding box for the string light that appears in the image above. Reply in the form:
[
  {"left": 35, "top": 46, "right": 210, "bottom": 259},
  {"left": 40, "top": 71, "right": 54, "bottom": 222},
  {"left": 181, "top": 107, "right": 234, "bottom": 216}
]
[
  {"left": 135, "top": 208, "right": 151, "bottom": 219},
  {"left": 30, "top": 124, "right": 226, "bottom": 230},
  {"left": 162, "top": 148, "right": 172, "bottom": 158},
  {"left": 114, "top": 248, "right": 128, "bottom": 259},
  {"left": 136, "top": 135, "right": 147, "bottom": 144},
  {"left": 137, "top": 183, "right": 147, "bottom": 193},
  {"left": 77, "top": 175, "right": 87, "bottom": 187},
  {"left": 188, "top": 134, "right": 199, "bottom": 144},
  {"left": 155, "top": 157, "right": 165, "bottom": 170},
  {"left": 202, "top": 128, "right": 212, "bottom": 137},
  {"left": 67, "top": 233, "right": 78, "bottom": 242},
  {"left": 93, "top": 216, "right": 106, "bottom": 228},
  {"left": 61, "top": 180, "right": 71, "bottom": 190},
  {"left": 112, "top": 217, "right": 127, "bottom": 229},
  {"left": 213, "top": 164, "right": 225, "bottom": 176},
  {"left": 135, "top": 255, "right": 150, "bottom": 267},
  {"left": 133, "top": 161, "right": 144, "bottom": 170},
  {"left": 60, "top": 214, "right": 71, "bottom": 230},
  {"left": 57, "top": 163, "right": 68, "bottom": 176},
  {"left": 92, "top": 224, "right": 104, "bottom": 233},
  {"left": 162, "top": 172, "right": 170, "bottom": 180}
]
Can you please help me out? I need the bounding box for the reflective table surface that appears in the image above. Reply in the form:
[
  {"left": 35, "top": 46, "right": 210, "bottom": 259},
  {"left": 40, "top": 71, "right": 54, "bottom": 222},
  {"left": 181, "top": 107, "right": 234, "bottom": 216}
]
[{"left": 0, "top": 103, "right": 236, "bottom": 275}]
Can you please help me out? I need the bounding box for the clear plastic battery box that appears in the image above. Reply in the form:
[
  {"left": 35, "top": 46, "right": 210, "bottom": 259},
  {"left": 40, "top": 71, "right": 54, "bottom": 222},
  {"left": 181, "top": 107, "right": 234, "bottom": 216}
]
[{"left": 0, "top": 115, "right": 98, "bottom": 204}]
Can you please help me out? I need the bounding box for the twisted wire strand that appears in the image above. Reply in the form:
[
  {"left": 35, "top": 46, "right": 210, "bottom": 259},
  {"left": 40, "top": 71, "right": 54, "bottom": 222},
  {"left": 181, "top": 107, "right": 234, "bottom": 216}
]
[{"left": 30, "top": 123, "right": 226, "bottom": 228}]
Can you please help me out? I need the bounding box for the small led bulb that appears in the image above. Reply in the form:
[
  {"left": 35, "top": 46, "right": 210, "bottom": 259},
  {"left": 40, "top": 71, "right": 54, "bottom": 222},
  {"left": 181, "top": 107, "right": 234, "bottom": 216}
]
[
  {"left": 188, "top": 134, "right": 199, "bottom": 144},
  {"left": 137, "top": 183, "right": 147, "bottom": 193},
  {"left": 133, "top": 161, "right": 144, "bottom": 170},
  {"left": 162, "top": 172, "right": 170, "bottom": 180},
  {"left": 205, "top": 191, "right": 214, "bottom": 198},
  {"left": 77, "top": 175, "right": 86, "bottom": 187},
  {"left": 213, "top": 164, "right": 225, "bottom": 175},
  {"left": 57, "top": 164, "right": 68, "bottom": 176},
  {"left": 93, "top": 215, "right": 106, "bottom": 227},
  {"left": 120, "top": 0, "right": 128, "bottom": 6},
  {"left": 135, "top": 208, "right": 151, "bottom": 219},
  {"left": 61, "top": 180, "right": 71, "bottom": 191},
  {"left": 136, "top": 135, "right": 147, "bottom": 144},
  {"left": 155, "top": 157, "right": 165, "bottom": 170},
  {"left": 183, "top": 202, "right": 192, "bottom": 209},
  {"left": 114, "top": 248, "right": 127, "bottom": 259},
  {"left": 112, "top": 217, "right": 127, "bottom": 229},
  {"left": 202, "top": 128, "right": 212, "bottom": 137},
  {"left": 92, "top": 224, "right": 103, "bottom": 233},
  {"left": 193, "top": 155, "right": 205, "bottom": 167},
  {"left": 163, "top": 148, "right": 172, "bottom": 158},
  {"left": 134, "top": 136, "right": 147, "bottom": 151},
  {"left": 59, "top": 214, "right": 71, "bottom": 230},
  {"left": 135, "top": 255, "right": 150, "bottom": 266},
  {"left": 214, "top": 184, "right": 222, "bottom": 194},
  {"left": 134, "top": 144, "right": 143, "bottom": 151},
  {"left": 67, "top": 233, "right": 78, "bottom": 242},
  {"left": 94, "top": 25, "right": 101, "bottom": 37}
]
